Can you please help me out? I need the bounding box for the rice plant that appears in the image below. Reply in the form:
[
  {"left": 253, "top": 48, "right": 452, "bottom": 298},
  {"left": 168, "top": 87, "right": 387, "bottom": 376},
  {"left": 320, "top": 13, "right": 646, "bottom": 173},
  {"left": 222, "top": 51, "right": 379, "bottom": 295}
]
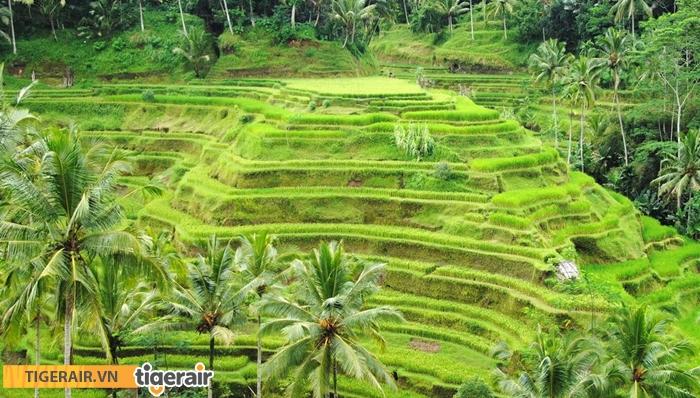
[{"left": 393, "top": 122, "right": 435, "bottom": 161}]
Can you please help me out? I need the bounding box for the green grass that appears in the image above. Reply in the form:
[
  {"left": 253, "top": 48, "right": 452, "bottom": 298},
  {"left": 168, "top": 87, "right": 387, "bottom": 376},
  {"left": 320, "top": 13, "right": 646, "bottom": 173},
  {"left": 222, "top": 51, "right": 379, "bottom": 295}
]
[{"left": 283, "top": 76, "right": 426, "bottom": 96}]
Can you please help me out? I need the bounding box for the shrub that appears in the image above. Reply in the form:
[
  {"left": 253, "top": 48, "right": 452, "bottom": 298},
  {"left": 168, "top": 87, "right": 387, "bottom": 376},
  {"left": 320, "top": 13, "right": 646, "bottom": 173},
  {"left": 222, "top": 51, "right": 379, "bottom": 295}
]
[
  {"left": 93, "top": 41, "right": 107, "bottom": 51},
  {"left": 434, "top": 161, "right": 452, "bottom": 180},
  {"left": 141, "top": 90, "right": 155, "bottom": 102},
  {"left": 308, "top": 101, "right": 316, "bottom": 111},
  {"left": 454, "top": 376, "right": 494, "bottom": 398},
  {"left": 240, "top": 114, "right": 254, "bottom": 124},
  {"left": 322, "top": 99, "right": 331, "bottom": 108},
  {"left": 394, "top": 122, "right": 435, "bottom": 161}
]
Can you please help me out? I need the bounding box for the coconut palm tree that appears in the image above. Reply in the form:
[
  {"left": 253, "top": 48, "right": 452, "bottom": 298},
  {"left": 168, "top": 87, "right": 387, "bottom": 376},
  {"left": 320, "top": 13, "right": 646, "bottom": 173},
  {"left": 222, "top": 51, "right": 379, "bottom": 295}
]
[
  {"left": 235, "top": 232, "right": 293, "bottom": 398},
  {"left": 494, "top": 327, "right": 606, "bottom": 398},
  {"left": 1, "top": 268, "right": 52, "bottom": 398},
  {"left": 436, "top": 0, "right": 469, "bottom": 36},
  {"left": 603, "top": 306, "right": 700, "bottom": 397},
  {"left": 259, "top": 241, "right": 404, "bottom": 398},
  {"left": 172, "top": 25, "right": 211, "bottom": 78},
  {"left": 140, "top": 235, "right": 247, "bottom": 398},
  {"left": 0, "top": 1, "right": 15, "bottom": 53},
  {"left": 564, "top": 55, "right": 604, "bottom": 172},
  {"left": 94, "top": 255, "right": 165, "bottom": 366},
  {"left": 331, "top": 0, "right": 377, "bottom": 48},
  {"left": 529, "top": 39, "right": 573, "bottom": 148},
  {"left": 610, "top": 0, "right": 651, "bottom": 41},
  {"left": 652, "top": 129, "right": 700, "bottom": 211},
  {"left": 0, "top": 127, "right": 146, "bottom": 398},
  {"left": 488, "top": 0, "right": 518, "bottom": 40},
  {"left": 596, "top": 27, "right": 632, "bottom": 165}
]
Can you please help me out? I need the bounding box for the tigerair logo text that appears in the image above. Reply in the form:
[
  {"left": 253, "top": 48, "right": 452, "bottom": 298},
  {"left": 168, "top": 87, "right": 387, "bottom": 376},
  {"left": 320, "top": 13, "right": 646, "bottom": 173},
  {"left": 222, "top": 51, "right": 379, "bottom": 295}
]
[{"left": 134, "top": 362, "right": 214, "bottom": 397}]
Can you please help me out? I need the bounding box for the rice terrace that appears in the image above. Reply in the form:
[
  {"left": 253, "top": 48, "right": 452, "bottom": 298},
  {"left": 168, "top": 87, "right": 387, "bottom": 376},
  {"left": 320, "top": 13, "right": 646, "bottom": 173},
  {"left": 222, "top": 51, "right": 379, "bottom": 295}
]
[{"left": 0, "top": 1, "right": 699, "bottom": 398}]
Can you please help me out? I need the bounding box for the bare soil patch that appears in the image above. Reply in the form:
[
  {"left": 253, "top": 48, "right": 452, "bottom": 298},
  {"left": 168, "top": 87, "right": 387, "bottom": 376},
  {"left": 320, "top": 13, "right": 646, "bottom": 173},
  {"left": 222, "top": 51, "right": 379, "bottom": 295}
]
[{"left": 409, "top": 338, "right": 441, "bottom": 353}]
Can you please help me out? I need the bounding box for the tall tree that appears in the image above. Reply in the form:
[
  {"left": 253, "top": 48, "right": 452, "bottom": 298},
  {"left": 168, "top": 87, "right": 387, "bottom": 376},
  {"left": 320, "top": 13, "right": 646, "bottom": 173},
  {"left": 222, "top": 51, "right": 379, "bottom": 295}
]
[
  {"left": 488, "top": 0, "right": 518, "bottom": 39},
  {"left": 609, "top": 0, "right": 651, "bottom": 40},
  {"left": 529, "top": 38, "right": 573, "bottom": 148},
  {"left": 0, "top": 127, "right": 146, "bottom": 398},
  {"left": 564, "top": 55, "right": 604, "bottom": 171},
  {"left": 639, "top": 5, "right": 700, "bottom": 153},
  {"left": 596, "top": 27, "right": 632, "bottom": 165},
  {"left": 36, "top": 0, "right": 62, "bottom": 41},
  {"left": 259, "top": 241, "right": 403, "bottom": 398},
  {"left": 652, "top": 129, "right": 700, "bottom": 210},
  {"left": 141, "top": 235, "right": 247, "bottom": 398},
  {"left": 604, "top": 306, "right": 700, "bottom": 397},
  {"left": 436, "top": 0, "right": 468, "bottom": 35},
  {"left": 331, "top": 0, "right": 377, "bottom": 48},
  {"left": 235, "top": 232, "right": 291, "bottom": 398}
]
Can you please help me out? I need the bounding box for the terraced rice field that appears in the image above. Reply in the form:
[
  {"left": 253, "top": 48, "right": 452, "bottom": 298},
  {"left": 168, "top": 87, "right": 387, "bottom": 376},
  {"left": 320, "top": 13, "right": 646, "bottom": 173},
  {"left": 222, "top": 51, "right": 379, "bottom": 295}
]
[{"left": 20, "top": 76, "right": 700, "bottom": 397}]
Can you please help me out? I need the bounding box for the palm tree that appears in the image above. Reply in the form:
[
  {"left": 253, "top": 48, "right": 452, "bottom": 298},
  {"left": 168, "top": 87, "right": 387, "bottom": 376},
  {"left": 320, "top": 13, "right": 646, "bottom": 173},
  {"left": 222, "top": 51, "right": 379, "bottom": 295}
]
[
  {"left": 436, "top": 0, "right": 469, "bottom": 36},
  {"left": 142, "top": 235, "right": 246, "bottom": 398},
  {"left": 494, "top": 327, "right": 605, "bottom": 397},
  {"left": 652, "top": 129, "right": 700, "bottom": 211},
  {"left": 488, "top": 0, "right": 518, "bottom": 39},
  {"left": 259, "top": 241, "right": 403, "bottom": 398},
  {"left": 596, "top": 27, "right": 632, "bottom": 166},
  {"left": 529, "top": 39, "right": 573, "bottom": 148},
  {"left": 610, "top": 0, "right": 651, "bottom": 41},
  {"left": 0, "top": 127, "right": 146, "bottom": 398},
  {"left": 1, "top": 267, "right": 52, "bottom": 398},
  {"left": 172, "top": 26, "right": 211, "bottom": 78},
  {"left": 94, "top": 255, "right": 164, "bottom": 365},
  {"left": 564, "top": 55, "right": 604, "bottom": 172},
  {"left": 235, "top": 232, "right": 291, "bottom": 398},
  {"left": 603, "top": 306, "right": 700, "bottom": 397},
  {"left": 331, "top": 0, "right": 377, "bottom": 48}
]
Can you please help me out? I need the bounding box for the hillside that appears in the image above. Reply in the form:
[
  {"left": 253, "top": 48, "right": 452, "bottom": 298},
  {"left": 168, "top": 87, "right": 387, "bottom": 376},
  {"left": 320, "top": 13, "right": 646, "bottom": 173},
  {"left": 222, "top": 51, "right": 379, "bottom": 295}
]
[{"left": 7, "top": 73, "right": 698, "bottom": 397}]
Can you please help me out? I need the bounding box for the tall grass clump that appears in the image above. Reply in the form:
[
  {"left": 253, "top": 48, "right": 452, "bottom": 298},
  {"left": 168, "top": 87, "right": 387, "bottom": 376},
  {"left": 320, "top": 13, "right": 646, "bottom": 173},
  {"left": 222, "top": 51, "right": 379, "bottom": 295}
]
[{"left": 393, "top": 123, "right": 435, "bottom": 161}]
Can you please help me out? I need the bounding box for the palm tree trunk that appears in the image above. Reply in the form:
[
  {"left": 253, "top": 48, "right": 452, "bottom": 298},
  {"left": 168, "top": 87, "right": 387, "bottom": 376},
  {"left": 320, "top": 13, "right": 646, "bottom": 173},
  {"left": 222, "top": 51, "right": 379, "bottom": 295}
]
[
  {"left": 568, "top": 110, "right": 573, "bottom": 164},
  {"left": 50, "top": 16, "right": 57, "bottom": 42},
  {"left": 614, "top": 70, "right": 628, "bottom": 165},
  {"left": 343, "top": 29, "right": 349, "bottom": 48},
  {"left": 222, "top": 0, "right": 234, "bottom": 35},
  {"left": 35, "top": 315, "right": 40, "bottom": 398},
  {"left": 138, "top": 0, "right": 144, "bottom": 31},
  {"left": 333, "top": 359, "right": 338, "bottom": 398},
  {"left": 315, "top": 4, "right": 321, "bottom": 26},
  {"left": 483, "top": 0, "right": 487, "bottom": 26},
  {"left": 64, "top": 290, "right": 74, "bottom": 398},
  {"left": 631, "top": 13, "right": 635, "bottom": 41},
  {"left": 249, "top": 0, "right": 255, "bottom": 26},
  {"left": 470, "top": 0, "right": 475, "bottom": 40},
  {"left": 449, "top": 15, "right": 452, "bottom": 34},
  {"left": 552, "top": 87, "right": 558, "bottom": 148},
  {"left": 351, "top": 21, "right": 356, "bottom": 44},
  {"left": 503, "top": 12, "right": 507, "bottom": 40},
  {"left": 177, "top": 0, "right": 188, "bottom": 36},
  {"left": 580, "top": 102, "right": 585, "bottom": 172},
  {"left": 257, "top": 315, "right": 262, "bottom": 398},
  {"left": 8, "top": 0, "right": 16, "bottom": 54},
  {"left": 403, "top": 0, "right": 409, "bottom": 24},
  {"left": 291, "top": 4, "right": 296, "bottom": 29},
  {"left": 208, "top": 336, "right": 214, "bottom": 398}
]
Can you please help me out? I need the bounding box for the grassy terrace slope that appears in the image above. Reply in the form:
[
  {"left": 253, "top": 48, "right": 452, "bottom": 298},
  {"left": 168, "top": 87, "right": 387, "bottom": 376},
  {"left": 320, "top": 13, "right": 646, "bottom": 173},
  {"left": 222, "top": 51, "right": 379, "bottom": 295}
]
[{"left": 19, "top": 76, "right": 699, "bottom": 397}]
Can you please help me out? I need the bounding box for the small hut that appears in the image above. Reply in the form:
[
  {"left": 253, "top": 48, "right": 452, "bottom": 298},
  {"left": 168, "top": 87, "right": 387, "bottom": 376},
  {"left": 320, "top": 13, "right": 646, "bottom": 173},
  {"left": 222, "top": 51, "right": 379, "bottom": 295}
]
[{"left": 556, "top": 260, "right": 579, "bottom": 281}]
